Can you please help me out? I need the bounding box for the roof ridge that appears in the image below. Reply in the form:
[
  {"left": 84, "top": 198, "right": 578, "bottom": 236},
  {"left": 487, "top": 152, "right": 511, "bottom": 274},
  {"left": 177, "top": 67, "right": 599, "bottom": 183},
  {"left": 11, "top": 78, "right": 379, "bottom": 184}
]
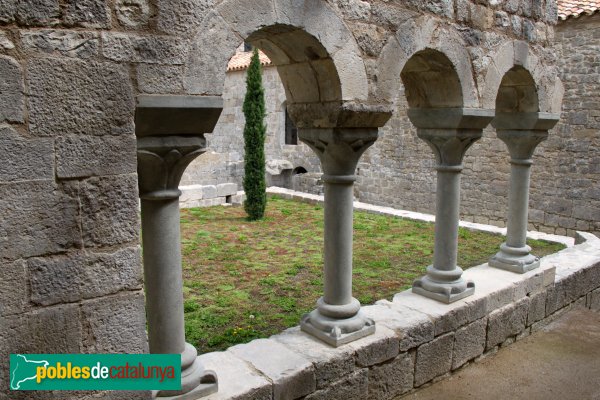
[
  {"left": 227, "top": 50, "right": 273, "bottom": 72},
  {"left": 557, "top": 0, "right": 600, "bottom": 20}
]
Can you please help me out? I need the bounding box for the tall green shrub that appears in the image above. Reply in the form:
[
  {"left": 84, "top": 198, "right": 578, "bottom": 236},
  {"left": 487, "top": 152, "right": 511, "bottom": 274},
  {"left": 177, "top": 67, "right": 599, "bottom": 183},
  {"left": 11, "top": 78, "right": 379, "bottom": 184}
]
[{"left": 242, "top": 48, "right": 267, "bottom": 220}]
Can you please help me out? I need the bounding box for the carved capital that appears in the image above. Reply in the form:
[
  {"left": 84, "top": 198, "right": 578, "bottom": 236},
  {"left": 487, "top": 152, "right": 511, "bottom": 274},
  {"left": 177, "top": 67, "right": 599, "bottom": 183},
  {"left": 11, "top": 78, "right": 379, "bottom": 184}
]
[
  {"left": 137, "top": 136, "right": 206, "bottom": 200},
  {"left": 298, "top": 128, "right": 379, "bottom": 177},
  {"left": 418, "top": 131, "right": 481, "bottom": 168},
  {"left": 407, "top": 108, "right": 494, "bottom": 168},
  {"left": 492, "top": 112, "right": 559, "bottom": 162},
  {"left": 497, "top": 130, "right": 548, "bottom": 162}
]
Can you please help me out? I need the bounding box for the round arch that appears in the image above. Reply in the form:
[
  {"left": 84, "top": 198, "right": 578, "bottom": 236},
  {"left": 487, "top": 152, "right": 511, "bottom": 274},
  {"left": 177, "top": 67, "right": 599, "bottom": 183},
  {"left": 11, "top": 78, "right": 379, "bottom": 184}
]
[
  {"left": 183, "top": 0, "right": 368, "bottom": 106},
  {"left": 481, "top": 40, "right": 563, "bottom": 113},
  {"left": 400, "top": 49, "right": 464, "bottom": 109},
  {"left": 375, "top": 17, "right": 478, "bottom": 108}
]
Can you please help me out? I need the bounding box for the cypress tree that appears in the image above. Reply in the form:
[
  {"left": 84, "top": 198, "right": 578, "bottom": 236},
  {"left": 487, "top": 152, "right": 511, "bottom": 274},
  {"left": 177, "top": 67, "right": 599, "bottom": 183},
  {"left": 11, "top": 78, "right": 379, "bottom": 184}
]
[{"left": 242, "top": 48, "right": 267, "bottom": 220}]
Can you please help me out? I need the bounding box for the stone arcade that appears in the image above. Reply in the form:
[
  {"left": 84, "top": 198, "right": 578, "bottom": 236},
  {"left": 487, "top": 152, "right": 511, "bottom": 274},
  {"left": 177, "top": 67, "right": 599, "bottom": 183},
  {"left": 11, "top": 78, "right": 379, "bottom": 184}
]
[{"left": 2, "top": 1, "right": 596, "bottom": 400}]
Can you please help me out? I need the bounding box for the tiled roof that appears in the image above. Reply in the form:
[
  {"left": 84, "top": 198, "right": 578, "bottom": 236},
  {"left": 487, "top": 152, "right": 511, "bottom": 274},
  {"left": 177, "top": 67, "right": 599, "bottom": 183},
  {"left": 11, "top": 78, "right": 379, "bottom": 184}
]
[
  {"left": 558, "top": 0, "right": 600, "bottom": 20},
  {"left": 227, "top": 50, "right": 272, "bottom": 71}
]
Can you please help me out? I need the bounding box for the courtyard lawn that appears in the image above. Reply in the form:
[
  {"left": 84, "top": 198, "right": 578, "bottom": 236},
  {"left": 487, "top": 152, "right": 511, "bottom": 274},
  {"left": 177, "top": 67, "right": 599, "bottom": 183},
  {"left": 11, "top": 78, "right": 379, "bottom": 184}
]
[{"left": 180, "top": 196, "right": 564, "bottom": 353}]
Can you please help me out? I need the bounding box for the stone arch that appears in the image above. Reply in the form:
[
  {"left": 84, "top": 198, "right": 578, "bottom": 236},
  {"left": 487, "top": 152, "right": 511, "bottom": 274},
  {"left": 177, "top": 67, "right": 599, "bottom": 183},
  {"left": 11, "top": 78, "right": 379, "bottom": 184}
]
[
  {"left": 495, "top": 66, "right": 539, "bottom": 113},
  {"left": 400, "top": 49, "right": 464, "bottom": 108},
  {"left": 481, "top": 41, "right": 563, "bottom": 113},
  {"left": 376, "top": 17, "right": 478, "bottom": 108},
  {"left": 183, "top": 0, "right": 368, "bottom": 106}
]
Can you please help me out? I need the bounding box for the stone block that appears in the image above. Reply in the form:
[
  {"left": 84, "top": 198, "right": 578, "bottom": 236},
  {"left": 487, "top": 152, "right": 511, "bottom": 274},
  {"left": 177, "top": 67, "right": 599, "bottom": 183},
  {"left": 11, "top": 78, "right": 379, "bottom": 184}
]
[
  {"left": 363, "top": 304, "right": 434, "bottom": 351},
  {"left": 137, "top": 64, "right": 183, "bottom": 94},
  {"left": 28, "top": 247, "right": 143, "bottom": 306},
  {"left": 545, "top": 283, "right": 568, "bottom": 316},
  {"left": 27, "top": 58, "right": 134, "bottom": 137},
  {"left": 391, "top": 289, "right": 486, "bottom": 337},
  {"left": 423, "top": 0, "right": 454, "bottom": 19},
  {"left": 202, "top": 185, "right": 218, "bottom": 199},
  {"left": 589, "top": 288, "right": 600, "bottom": 311},
  {"left": 63, "top": 0, "right": 111, "bottom": 28},
  {"left": 229, "top": 338, "right": 315, "bottom": 400},
  {"left": 15, "top": 0, "right": 59, "bottom": 26},
  {"left": 199, "top": 351, "right": 272, "bottom": 400},
  {"left": 0, "top": 304, "right": 82, "bottom": 396},
  {"left": 349, "top": 325, "right": 400, "bottom": 367},
  {"left": 20, "top": 29, "right": 99, "bottom": 58},
  {"left": 0, "top": 0, "right": 16, "bottom": 23},
  {"left": 527, "top": 291, "right": 547, "bottom": 326},
  {"left": 452, "top": 317, "right": 487, "bottom": 370},
  {"left": 183, "top": 11, "right": 240, "bottom": 95},
  {"left": 486, "top": 297, "right": 530, "bottom": 350},
  {"left": 115, "top": 0, "right": 151, "bottom": 28},
  {"left": 56, "top": 135, "right": 137, "bottom": 179},
  {"left": 0, "top": 260, "right": 27, "bottom": 316},
  {"left": 217, "top": 182, "right": 237, "bottom": 197},
  {"left": 0, "top": 55, "right": 24, "bottom": 123},
  {"left": 101, "top": 32, "right": 188, "bottom": 64},
  {"left": 80, "top": 291, "right": 148, "bottom": 353},
  {"left": 273, "top": 327, "right": 355, "bottom": 389},
  {"left": 80, "top": 175, "right": 140, "bottom": 247},
  {"left": 0, "top": 31, "right": 14, "bottom": 50},
  {"left": 462, "top": 264, "right": 526, "bottom": 312},
  {"left": 414, "top": 332, "right": 454, "bottom": 387},
  {"left": 0, "top": 305, "right": 83, "bottom": 392},
  {"left": 157, "top": 0, "right": 214, "bottom": 35},
  {"left": 0, "top": 180, "right": 80, "bottom": 261},
  {"left": 0, "top": 125, "right": 53, "bottom": 182},
  {"left": 304, "top": 369, "right": 368, "bottom": 400},
  {"left": 368, "top": 352, "right": 414, "bottom": 400}
]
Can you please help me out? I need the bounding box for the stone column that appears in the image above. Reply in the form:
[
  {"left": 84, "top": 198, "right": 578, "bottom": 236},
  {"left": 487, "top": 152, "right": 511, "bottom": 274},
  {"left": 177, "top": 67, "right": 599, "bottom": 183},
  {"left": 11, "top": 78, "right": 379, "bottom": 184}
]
[
  {"left": 298, "top": 128, "right": 378, "bottom": 346},
  {"left": 408, "top": 108, "right": 494, "bottom": 303},
  {"left": 136, "top": 96, "right": 223, "bottom": 399},
  {"left": 489, "top": 112, "right": 559, "bottom": 273}
]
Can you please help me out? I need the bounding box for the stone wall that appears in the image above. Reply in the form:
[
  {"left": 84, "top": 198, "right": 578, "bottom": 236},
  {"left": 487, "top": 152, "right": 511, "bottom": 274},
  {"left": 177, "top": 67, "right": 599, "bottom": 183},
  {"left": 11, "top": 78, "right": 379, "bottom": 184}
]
[{"left": 551, "top": 13, "right": 600, "bottom": 234}]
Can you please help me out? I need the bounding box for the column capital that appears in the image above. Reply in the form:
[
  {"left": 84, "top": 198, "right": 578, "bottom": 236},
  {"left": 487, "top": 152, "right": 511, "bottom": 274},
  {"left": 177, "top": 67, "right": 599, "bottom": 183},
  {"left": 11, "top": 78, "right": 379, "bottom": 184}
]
[
  {"left": 407, "top": 108, "right": 494, "bottom": 167},
  {"left": 134, "top": 95, "right": 223, "bottom": 201},
  {"left": 287, "top": 102, "right": 392, "bottom": 129},
  {"left": 137, "top": 136, "right": 206, "bottom": 200},
  {"left": 492, "top": 112, "right": 560, "bottom": 161},
  {"left": 298, "top": 128, "right": 379, "bottom": 177}
]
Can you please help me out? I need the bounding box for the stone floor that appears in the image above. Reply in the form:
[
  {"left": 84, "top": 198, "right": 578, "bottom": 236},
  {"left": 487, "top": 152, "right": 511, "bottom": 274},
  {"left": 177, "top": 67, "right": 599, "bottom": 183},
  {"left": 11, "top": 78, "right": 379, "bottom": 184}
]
[{"left": 397, "top": 307, "right": 600, "bottom": 400}]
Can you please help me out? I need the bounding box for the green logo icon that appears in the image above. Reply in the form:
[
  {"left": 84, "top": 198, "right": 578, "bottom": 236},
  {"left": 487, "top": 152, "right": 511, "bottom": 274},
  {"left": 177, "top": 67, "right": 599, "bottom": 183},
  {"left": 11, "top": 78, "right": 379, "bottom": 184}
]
[{"left": 10, "top": 354, "right": 181, "bottom": 391}]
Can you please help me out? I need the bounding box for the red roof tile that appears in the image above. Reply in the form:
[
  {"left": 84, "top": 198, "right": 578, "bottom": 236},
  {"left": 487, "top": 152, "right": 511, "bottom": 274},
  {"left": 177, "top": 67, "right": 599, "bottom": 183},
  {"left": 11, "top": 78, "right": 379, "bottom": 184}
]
[
  {"left": 227, "top": 50, "right": 272, "bottom": 71},
  {"left": 558, "top": 0, "right": 600, "bottom": 20}
]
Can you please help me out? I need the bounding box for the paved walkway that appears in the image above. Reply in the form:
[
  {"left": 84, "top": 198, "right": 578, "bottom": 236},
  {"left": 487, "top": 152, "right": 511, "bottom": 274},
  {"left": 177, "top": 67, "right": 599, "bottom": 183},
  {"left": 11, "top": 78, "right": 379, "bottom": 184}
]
[{"left": 398, "top": 307, "right": 600, "bottom": 400}]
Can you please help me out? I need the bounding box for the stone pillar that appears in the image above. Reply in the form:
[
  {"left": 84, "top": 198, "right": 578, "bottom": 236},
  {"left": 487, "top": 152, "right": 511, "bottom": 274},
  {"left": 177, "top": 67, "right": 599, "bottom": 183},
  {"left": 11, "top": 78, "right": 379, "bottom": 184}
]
[
  {"left": 298, "top": 128, "right": 378, "bottom": 346},
  {"left": 489, "top": 112, "right": 559, "bottom": 273},
  {"left": 408, "top": 108, "right": 494, "bottom": 303},
  {"left": 136, "top": 96, "right": 223, "bottom": 399}
]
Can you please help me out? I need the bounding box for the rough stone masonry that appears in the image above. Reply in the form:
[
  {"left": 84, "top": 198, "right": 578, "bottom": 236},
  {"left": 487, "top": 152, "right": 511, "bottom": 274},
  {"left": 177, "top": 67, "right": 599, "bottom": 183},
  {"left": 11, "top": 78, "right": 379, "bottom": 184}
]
[
  {"left": 183, "top": 4, "right": 599, "bottom": 237},
  {"left": 0, "top": 0, "right": 565, "bottom": 399}
]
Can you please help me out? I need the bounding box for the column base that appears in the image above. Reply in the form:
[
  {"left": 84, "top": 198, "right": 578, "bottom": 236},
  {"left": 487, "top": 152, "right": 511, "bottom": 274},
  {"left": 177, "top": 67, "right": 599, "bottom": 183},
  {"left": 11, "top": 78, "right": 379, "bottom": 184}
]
[
  {"left": 155, "top": 343, "right": 218, "bottom": 399},
  {"left": 489, "top": 243, "right": 540, "bottom": 274},
  {"left": 412, "top": 267, "right": 475, "bottom": 304},
  {"left": 301, "top": 308, "right": 375, "bottom": 347}
]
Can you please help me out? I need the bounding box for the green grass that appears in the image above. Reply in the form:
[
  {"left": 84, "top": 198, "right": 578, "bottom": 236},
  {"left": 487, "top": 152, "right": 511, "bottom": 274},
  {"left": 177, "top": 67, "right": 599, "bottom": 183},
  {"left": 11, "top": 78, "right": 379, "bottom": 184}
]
[{"left": 180, "top": 196, "right": 565, "bottom": 353}]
